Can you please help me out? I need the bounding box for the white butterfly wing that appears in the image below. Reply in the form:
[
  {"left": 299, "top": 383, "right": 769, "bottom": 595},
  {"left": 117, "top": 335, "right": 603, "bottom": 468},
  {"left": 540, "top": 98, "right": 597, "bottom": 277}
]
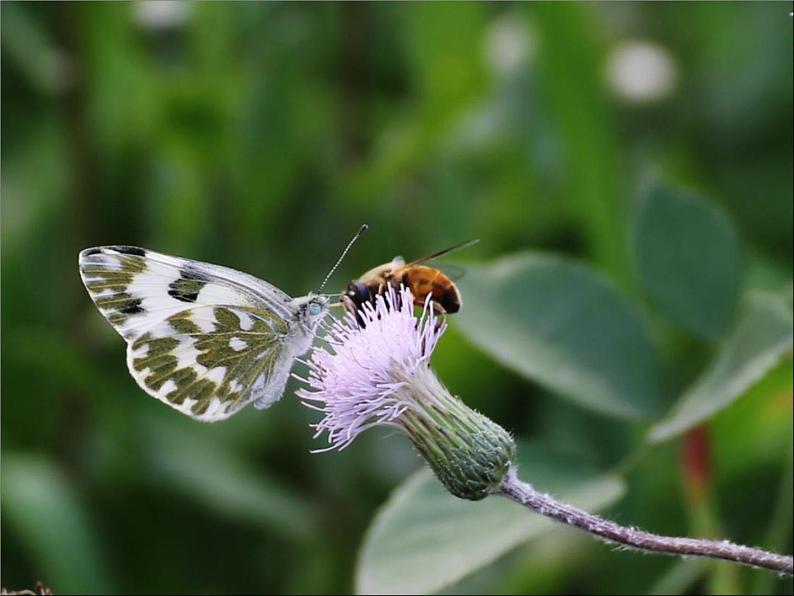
[
  {"left": 79, "top": 245, "right": 321, "bottom": 421},
  {"left": 79, "top": 245, "right": 295, "bottom": 340}
]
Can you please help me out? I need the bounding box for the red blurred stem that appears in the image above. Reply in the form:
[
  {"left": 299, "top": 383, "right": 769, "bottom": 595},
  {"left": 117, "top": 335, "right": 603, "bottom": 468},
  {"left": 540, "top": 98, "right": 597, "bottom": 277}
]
[{"left": 682, "top": 425, "right": 711, "bottom": 502}]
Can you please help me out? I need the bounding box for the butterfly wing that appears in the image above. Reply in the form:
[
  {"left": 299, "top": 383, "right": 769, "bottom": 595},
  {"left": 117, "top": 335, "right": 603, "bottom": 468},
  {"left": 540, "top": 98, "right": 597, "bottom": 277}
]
[
  {"left": 79, "top": 246, "right": 312, "bottom": 421},
  {"left": 79, "top": 245, "right": 295, "bottom": 340},
  {"left": 127, "top": 305, "right": 299, "bottom": 421}
]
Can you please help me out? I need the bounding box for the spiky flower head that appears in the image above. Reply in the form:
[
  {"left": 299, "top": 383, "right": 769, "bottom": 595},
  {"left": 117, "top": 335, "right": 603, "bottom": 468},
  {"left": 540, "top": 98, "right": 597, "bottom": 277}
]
[{"left": 296, "top": 287, "right": 516, "bottom": 500}]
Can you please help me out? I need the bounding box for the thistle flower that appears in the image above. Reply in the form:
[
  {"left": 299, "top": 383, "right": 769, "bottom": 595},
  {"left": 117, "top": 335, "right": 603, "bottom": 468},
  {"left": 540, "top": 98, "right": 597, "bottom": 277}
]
[
  {"left": 296, "top": 286, "right": 516, "bottom": 500},
  {"left": 296, "top": 285, "right": 793, "bottom": 575}
]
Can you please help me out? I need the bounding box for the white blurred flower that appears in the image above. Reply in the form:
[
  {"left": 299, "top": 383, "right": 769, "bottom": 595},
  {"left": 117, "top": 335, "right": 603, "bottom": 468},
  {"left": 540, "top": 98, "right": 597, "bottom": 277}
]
[
  {"left": 606, "top": 40, "right": 678, "bottom": 103},
  {"left": 483, "top": 15, "right": 536, "bottom": 77},
  {"left": 135, "top": 0, "right": 191, "bottom": 30}
]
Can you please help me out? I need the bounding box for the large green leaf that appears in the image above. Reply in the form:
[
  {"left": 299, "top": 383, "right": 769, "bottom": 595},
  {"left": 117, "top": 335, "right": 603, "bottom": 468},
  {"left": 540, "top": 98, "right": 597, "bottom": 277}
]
[
  {"left": 455, "top": 253, "right": 662, "bottom": 420},
  {"left": 649, "top": 292, "right": 793, "bottom": 443},
  {"left": 355, "top": 444, "right": 625, "bottom": 595},
  {"left": 2, "top": 455, "right": 114, "bottom": 593},
  {"left": 631, "top": 181, "right": 744, "bottom": 341}
]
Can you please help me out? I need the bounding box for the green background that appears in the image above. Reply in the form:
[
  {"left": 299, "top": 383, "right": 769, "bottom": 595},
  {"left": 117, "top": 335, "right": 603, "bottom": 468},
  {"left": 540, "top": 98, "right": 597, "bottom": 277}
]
[{"left": 2, "top": 2, "right": 792, "bottom": 594}]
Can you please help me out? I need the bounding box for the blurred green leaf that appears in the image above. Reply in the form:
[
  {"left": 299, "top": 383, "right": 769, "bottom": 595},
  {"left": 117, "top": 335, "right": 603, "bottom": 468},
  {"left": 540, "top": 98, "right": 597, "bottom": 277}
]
[
  {"left": 1, "top": 3, "right": 67, "bottom": 95},
  {"left": 2, "top": 455, "right": 114, "bottom": 593},
  {"left": 406, "top": 3, "right": 487, "bottom": 115},
  {"left": 531, "top": 3, "right": 629, "bottom": 283},
  {"left": 709, "top": 357, "right": 792, "bottom": 475},
  {"left": 456, "top": 253, "right": 663, "bottom": 420},
  {"left": 631, "top": 181, "right": 744, "bottom": 341},
  {"left": 9, "top": 327, "right": 118, "bottom": 399},
  {"left": 753, "top": 443, "right": 794, "bottom": 596},
  {"left": 649, "top": 292, "right": 793, "bottom": 443},
  {"left": 141, "top": 418, "right": 316, "bottom": 542},
  {"left": 1, "top": 118, "right": 68, "bottom": 253},
  {"left": 355, "top": 444, "right": 625, "bottom": 595},
  {"left": 647, "top": 559, "right": 710, "bottom": 595}
]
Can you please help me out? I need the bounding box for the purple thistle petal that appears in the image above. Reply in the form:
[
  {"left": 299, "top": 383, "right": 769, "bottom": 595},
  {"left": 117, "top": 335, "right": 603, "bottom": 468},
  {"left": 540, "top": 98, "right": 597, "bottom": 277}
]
[{"left": 295, "top": 286, "right": 446, "bottom": 451}]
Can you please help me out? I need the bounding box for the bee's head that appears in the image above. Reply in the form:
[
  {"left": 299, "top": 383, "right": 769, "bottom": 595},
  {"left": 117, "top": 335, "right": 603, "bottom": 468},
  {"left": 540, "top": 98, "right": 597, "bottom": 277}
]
[{"left": 344, "top": 282, "right": 372, "bottom": 309}]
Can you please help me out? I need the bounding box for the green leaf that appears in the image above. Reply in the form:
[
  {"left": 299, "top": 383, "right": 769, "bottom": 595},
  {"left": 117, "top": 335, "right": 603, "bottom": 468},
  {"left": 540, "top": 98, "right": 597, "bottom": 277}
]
[
  {"left": 531, "top": 3, "right": 629, "bottom": 283},
  {"left": 140, "top": 417, "right": 316, "bottom": 541},
  {"left": 355, "top": 444, "right": 626, "bottom": 595},
  {"left": 648, "top": 292, "right": 793, "bottom": 443},
  {"left": 455, "top": 252, "right": 662, "bottom": 420},
  {"left": 2, "top": 454, "right": 114, "bottom": 593},
  {"left": 648, "top": 559, "right": 710, "bottom": 596},
  {"left": 1, "top": 3, "right": 66, "bottom": 94},
  {"left": 631, "top": 181, "right": 744, "bottom": 341}
]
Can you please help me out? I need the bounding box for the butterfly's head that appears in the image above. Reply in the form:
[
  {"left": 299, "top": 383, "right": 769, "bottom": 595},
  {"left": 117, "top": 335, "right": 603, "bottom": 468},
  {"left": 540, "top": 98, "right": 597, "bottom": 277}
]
[{"left": 296, "top": 293, "right": 330, "bottom": 331}]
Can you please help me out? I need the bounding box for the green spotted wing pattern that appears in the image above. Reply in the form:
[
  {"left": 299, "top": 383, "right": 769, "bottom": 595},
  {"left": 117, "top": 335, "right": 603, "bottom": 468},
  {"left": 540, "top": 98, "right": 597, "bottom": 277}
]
[{"left": 127, "top": 305, "right": 292, "bottom": 421}]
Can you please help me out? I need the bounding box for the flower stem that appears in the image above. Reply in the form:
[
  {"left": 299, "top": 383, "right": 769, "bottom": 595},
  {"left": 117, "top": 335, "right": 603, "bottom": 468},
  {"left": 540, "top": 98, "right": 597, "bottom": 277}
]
[{"left": 499, "top": 467, "right": 793, "bottom": 576}]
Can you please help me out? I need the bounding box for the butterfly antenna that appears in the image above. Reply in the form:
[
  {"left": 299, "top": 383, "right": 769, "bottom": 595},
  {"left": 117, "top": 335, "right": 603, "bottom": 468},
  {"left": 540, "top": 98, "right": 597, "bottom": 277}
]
[{"left": 318, "top": 224, "right": 368, "bottom": 292}]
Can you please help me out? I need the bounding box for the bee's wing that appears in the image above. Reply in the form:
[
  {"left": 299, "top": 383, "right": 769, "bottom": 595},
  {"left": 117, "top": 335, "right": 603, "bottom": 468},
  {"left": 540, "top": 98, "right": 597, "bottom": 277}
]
[
  {"left": 126, "top": 305, "right": 297, "bottom": 422},
  {"left": 403, "top": 239, "right": 479, "bottom": 268},
  {"left": 437, "top": 263, "right": 467, "bottom": 282},
  {"left": 79, "top": 245, "right": 295, "bottom": 341}
]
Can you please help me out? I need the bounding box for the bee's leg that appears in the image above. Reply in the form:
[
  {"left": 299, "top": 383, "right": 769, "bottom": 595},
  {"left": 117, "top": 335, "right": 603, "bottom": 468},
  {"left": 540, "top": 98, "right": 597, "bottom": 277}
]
[
  {"left": 341, "top": 294, "right": 356, "bottom": 314},
  {"left": 429, "top": 301, "right": 448, "bottom": 331},
  {"left": 433, "top": 302, "right": 447, "bottom": 329},
  {"left": 338, "top": 294, "right": 359, "bottom": 327}
]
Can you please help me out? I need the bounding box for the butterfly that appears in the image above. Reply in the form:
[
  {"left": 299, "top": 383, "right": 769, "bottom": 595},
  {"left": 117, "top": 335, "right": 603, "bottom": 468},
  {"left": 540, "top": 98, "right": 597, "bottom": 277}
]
[{"left": 78, "top": 227, "right": 366, "bottom": 422}]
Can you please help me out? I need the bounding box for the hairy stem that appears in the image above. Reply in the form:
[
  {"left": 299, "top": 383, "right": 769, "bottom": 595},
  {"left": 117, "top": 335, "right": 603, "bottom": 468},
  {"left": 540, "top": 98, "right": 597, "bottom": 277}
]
[{"left": 499, "top": 467, "right": 793, "bottom": 576}]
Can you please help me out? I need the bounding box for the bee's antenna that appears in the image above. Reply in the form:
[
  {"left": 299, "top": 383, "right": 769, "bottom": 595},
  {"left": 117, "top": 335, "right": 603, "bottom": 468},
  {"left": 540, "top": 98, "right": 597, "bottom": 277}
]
[{"left": 318, "top": 224, "right": 368, "bottom": 292}]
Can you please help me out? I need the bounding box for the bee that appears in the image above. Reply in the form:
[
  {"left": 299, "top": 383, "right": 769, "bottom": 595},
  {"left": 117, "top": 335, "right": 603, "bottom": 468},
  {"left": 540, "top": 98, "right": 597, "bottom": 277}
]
[{"left": 343, "top": 239, "right": 478, "bottom": 320}]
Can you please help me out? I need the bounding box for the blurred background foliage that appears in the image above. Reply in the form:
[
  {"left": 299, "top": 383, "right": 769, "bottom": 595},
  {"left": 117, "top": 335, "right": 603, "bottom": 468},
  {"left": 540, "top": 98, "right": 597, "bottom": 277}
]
[{"left": 1, "top": 2, "right": 792, "bottom": 594}]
